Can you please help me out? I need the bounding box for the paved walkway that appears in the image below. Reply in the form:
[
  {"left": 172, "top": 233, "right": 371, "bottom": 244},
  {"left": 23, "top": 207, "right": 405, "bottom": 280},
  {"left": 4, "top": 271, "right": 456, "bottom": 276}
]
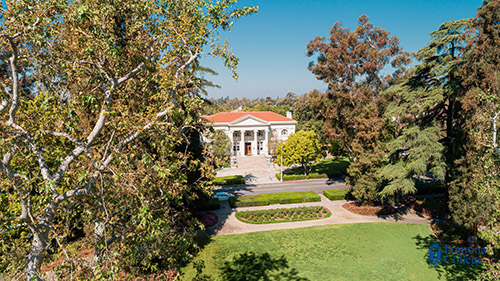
[
  {"left": 216, "top": 155, "right": 279, "bottom": 184},
  {"left": 204, "top": 195, "right": 432, "bottom": 236}
]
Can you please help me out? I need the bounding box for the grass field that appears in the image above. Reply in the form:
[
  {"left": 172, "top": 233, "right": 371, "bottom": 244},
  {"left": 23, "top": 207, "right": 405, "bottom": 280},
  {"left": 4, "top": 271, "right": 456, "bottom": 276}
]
[
  {"left": 181, "top": 223, "right": 483, "bottom": 280},
  {"left": 278, "top": 157, "right": 350, "bottom": 181}
]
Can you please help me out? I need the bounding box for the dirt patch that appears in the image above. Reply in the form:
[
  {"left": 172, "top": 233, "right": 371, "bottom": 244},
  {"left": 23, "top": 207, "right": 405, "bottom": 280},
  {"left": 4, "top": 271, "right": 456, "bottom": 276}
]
[
  {"left": 402, "top": 197, "right": 448, "bottom": 218},
  {"left": 342, "top": 201, "right": 397, "bottom": 216}
]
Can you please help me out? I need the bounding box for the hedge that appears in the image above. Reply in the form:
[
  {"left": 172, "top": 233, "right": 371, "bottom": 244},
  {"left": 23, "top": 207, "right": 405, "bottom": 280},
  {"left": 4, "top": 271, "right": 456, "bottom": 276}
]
[
  {"left": 212, "top": 175, "right": 245, "bottom": 186},
  {"left": 229, "top": 191, "right": 320, "bottom": 208},
  {"left": 323, "top": 189, "right": 348, "bottom": 201},
  {"left": 275, "top": 173, "right": 332, "bottom": 181}
]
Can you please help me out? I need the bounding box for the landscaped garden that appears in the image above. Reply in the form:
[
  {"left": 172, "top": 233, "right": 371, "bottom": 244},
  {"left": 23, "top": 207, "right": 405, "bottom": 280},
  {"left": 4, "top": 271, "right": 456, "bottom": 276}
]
[
  {"left": 276, "top": 157, "right": 350, "bottom": 181},
  {"left": 235, "top": 206, "right": 331, "bottom": 224},
  {"left": 182, "top": 223, "right": 483, "bottom": 280},
  {"left": 228, "top": 191, "right": 320, "bottom": 207}
]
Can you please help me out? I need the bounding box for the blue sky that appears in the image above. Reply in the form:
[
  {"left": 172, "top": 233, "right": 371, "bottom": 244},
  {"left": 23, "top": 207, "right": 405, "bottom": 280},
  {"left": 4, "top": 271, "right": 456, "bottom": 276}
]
[{"left": 200, "top": 0, "right": 481, "bottom": 99}]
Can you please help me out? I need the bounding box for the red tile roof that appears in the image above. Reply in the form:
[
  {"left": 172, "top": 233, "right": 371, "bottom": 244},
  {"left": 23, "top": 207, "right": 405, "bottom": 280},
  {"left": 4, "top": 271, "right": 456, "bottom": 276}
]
[{"left": 203, "top": 110, "right": 295, "bottom": 123}]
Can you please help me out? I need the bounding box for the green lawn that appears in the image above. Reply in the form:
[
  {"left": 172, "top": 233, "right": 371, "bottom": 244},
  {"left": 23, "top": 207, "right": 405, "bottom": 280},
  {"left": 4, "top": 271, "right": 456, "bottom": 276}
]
[
  {"left": 278, "top": 157, "right": 350, "bottom": 180},
  {"left": 212, "top": 175, "right": 245, "bottom": 185},
  {"left": 182, "top": 223, "right": 483, "bottom": 280}
]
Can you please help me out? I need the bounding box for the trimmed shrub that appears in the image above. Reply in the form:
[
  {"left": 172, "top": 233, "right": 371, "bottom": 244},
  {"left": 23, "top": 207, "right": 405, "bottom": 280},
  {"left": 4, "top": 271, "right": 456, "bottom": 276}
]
[
  {"left": 229, "top": 191, "right": 321, "bottom": 208},
  {"left": 323, "top": 189, "right": 348, "bottom": 201},
  {"left": 213, "top": 175, "right": 245, "bottom": 186}
]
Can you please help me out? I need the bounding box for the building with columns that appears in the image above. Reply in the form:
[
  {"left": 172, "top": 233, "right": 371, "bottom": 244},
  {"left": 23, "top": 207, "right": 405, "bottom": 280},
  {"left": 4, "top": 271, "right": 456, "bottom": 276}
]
[{"left": 203, "top": 110, "right": 296, "bottom": 156}]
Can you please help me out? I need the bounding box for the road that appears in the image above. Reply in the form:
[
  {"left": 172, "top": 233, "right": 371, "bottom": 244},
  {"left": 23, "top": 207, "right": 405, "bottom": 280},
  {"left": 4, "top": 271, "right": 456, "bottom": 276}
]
[{"left": 214, "top": 178, "right": 347, "bottom": 195}]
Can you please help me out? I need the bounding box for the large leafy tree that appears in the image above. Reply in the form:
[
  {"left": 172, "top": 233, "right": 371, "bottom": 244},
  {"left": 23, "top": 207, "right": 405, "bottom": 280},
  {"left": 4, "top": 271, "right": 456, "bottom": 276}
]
[
  {"left": 276, "top": 130, "right": 323, "bottom": 175},
  {"left": 306, "top": 15, "right": 410, "bottom": 202},
  {"left": 380, "top": 19, "right": 471, "bottom": 197},
  {"left": 209, "top": 130, "right": 232, "bottom": 167},
  {"left": 0, "top": 0, "right": 256, "bottom": 279},
  {"left": 453, "top": 0, "right": 500, "bottom": 275}
]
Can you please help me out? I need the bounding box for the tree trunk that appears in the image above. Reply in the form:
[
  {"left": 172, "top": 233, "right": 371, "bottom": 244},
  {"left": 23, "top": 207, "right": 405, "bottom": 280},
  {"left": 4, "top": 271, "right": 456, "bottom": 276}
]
[
  {"left": 25, "top": 224, "right": 50, "bottom": 281},
  {"left": 302, "top": 162, "right": 307, "bottom": 176}
]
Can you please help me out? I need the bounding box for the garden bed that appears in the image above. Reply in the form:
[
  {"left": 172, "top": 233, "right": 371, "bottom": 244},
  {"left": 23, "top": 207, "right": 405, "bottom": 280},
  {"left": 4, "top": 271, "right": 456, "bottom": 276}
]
[
  {"left": 235, "top": 206, "right": 331, "bottom": 224},
  {"left": 196, "top": 212, "right": 219, "bottom": 228},
  {"left": 342, "top": 201, "right": 397, "bottom": 216}
]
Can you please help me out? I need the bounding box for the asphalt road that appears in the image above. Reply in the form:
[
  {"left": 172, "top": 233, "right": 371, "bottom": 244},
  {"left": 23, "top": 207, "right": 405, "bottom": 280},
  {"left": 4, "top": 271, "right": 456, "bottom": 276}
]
[{"left": 214, "top": 178, "right": 347, "bottom": 196}]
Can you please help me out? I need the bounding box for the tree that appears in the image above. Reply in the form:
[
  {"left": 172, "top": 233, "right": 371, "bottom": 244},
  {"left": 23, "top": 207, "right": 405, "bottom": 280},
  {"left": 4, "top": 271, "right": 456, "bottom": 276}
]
[
  {"left": 307, "top": 15, "right": 410, "bottom": 202},
  {"left": 209, "top": 130, "right": 231, "bottom": 166},
  {"left": 0, "top": 0, "right": 256, "bottom": 279},
  {"left": 453, "top": 0, "right": 500, "bottom": 273},
  {"left": 379, "top": 18, "right": 471, "bottom": 198},
  {"left": 276, "top": 131, "right": 323, "bottom": 175}
]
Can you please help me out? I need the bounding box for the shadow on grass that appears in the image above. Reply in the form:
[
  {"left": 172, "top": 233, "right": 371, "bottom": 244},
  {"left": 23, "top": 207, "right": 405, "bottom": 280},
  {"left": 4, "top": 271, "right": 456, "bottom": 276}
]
[
  {"left": 192, "top": 250, "right": 310, "bottom": 281},
  {"left": 413, "top": 234, "right": 485, "bottom": 281},
  {"left": 219, "top": 251, "right": 309, "bottom": 281}
]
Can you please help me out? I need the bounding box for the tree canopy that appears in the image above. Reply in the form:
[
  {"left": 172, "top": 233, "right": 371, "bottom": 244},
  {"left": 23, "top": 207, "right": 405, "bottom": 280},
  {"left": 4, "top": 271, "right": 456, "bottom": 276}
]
[
  {"left": 0, "top": 0, "right": 256, "bottom": 279},
  {"left": 276, "top": 130, "right": 323, "bottom": 175}
]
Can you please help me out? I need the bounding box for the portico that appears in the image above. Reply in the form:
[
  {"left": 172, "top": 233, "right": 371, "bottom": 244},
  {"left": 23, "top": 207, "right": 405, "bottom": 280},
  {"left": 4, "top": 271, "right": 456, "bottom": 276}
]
[{"left": 203, "top": 110, "right": 296, "bottom": 157}]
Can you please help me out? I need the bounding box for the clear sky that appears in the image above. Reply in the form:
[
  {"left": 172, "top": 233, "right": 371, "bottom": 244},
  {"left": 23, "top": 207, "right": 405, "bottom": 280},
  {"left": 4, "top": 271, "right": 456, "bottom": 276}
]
[{"left": 200, "top": 0, "right": 482, "bottom": 99}]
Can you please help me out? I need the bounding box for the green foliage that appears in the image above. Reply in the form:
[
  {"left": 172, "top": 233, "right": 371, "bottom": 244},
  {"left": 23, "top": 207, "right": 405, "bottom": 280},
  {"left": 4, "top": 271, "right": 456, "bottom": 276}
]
[
  {"left": 228, "top": 191, "right": 320, "bottom": 208},
  {"left": 276, "top": 131, "right": 324, "bottom": 175},
  {"left": 209, "top": 130, "right": 231, "bottom": 167},
  {"left": 323, "top": 189, "right": 348, "bottom": 201},
  {"left": 213, "top": 175, "right": 245, "bottom": 185},
  {"left": 379, "top": 18, "right": 470, "bottom": 199},
  {"left": 235, "top": 206, "right": 331, "bottom": 224},
  {"left": 0, "top": 0, "right": 257, "bottom": 278}
]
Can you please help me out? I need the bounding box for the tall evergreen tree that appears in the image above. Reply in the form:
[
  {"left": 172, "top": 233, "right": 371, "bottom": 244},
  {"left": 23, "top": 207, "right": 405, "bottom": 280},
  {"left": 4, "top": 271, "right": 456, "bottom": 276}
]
[{"left": 379, "top": 19, "right": 471, "bottom": 197}]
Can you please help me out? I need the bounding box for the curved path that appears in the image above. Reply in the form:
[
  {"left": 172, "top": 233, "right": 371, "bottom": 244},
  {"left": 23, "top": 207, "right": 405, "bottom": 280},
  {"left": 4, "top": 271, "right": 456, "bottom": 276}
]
[{"left": 204, "top": 195, "right": 432, "bottom": 236}]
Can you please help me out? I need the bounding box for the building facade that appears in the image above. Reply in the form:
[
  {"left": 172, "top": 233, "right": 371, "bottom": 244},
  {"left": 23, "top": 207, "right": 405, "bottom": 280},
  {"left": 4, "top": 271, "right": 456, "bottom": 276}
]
[{"left": 203, "top": 110, "right": 296, "bottom": 156}]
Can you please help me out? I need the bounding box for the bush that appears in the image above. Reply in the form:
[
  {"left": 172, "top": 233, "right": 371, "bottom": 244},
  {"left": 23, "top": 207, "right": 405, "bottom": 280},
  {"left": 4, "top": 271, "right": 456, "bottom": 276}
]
[
  {"left": 196, "top": 197, "right": 221, "bottom": 211},
  {"left": 323, "top": 189, "right": 348, "bottom": 200},
  {"left": 229, "top": 191, "right": 321, "bottom": 208},
  {"left": 213, "top": 175, "right": 245, "bottom": 186}
]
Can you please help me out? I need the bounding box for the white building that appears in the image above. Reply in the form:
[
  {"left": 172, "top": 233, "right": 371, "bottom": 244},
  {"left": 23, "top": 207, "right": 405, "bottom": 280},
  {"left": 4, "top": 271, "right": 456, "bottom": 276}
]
[{"left": 203, "top": 110, "right": 296, "bottom": 156}]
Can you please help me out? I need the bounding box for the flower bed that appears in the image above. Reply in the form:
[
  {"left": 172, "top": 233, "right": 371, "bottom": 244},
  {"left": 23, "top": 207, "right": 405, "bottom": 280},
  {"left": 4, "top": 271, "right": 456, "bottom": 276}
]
[
  {"left": 342, "top": 201, "right": 397, "bottom": 216},
  {"left": 235, "top": 206, "right": 331, "bottom": 224},
  {"left": 197, "top": 212, "right": 218, "bottom": 228}
]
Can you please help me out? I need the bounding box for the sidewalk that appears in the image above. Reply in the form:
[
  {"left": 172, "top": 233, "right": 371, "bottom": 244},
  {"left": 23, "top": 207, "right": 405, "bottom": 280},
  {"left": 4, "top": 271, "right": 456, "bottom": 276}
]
[{"left": 204, "top": 195, "right": 432, "bottom": 236}]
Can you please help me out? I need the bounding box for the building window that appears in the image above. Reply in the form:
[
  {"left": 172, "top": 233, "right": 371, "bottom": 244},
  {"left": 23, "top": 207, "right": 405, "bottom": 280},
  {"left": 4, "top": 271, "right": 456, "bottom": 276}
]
[
  {"left": 233, "top": 132, "right": 240, "bottom": 137},
  {"left": 244, "top": 131, "right": 251, "bottom": 137},
  {"left": 259, "top": 141, "right": 263, "bottom": 150},
  {"left": 258, "top": 131, "right": 263, "bottom": 137},
  {"left": 281, "top": 129, "right": 288, "bottom": 136}
]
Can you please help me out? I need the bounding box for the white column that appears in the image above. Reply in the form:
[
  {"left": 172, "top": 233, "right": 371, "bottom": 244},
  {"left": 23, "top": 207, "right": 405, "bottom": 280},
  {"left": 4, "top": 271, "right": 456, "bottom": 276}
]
[
  {"left": 240, "top": 130, "right": 245, "bottom": 156},
  {"left": 263, "top": 129, "right": 269, "bottom": 156},
  {"left": 253, "top": 129, "right": 258, "bottom": 156}
]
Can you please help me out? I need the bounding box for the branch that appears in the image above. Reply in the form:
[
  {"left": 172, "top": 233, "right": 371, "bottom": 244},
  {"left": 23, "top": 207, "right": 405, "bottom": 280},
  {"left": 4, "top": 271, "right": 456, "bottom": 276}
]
[{"left": 52, "top": 61, "right": 147, "bottom": 183}]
